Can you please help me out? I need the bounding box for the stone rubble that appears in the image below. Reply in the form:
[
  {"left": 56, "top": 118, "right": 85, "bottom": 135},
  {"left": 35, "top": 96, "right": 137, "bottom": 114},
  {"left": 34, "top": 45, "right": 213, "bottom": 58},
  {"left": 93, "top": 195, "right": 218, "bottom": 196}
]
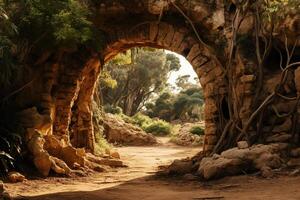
[{"left": 103, "top": 114, "right": 157, "bottom": 146}]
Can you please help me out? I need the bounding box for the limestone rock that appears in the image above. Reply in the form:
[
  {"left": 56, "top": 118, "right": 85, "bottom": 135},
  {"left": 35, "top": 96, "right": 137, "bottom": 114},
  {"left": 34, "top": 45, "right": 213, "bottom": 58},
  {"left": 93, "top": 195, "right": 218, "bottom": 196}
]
[
  {"left": 198, "top": 143, "right": 287, "bottom": 180},
  {"left": 237, "top": 141, "right": 249, "bottom": 149},
  {"left": 34, "top": 153, "right": 52, "bottom": 177},
  {"left": 103, "top": 114, "right": 157, "bottom": 146},
  {"left": 168, "top": 159, "right": 194, "bottom": 175},
  {"left": 171, "top": 122, "right": 204, "bottom": 146},
  {"left": 8, "top": 172, "right": 25, "bottom": 183},
  {"left": 198, "top": 157, "right": 244, "bottom": 180},
  {"left": 86, "top": 153, "right": 124, "bottom": 168},
  {"left": 61, "top": 146, "right": 85, "bottom": 167},
  {"left": 44, "top": 135, "right": 63, "bottom": 158},
  {"left": 260, "top": 166, "right": 274, "bottom": 178},
  {"left": 110, "top": 151, "right": 120, "bottom": 159}
]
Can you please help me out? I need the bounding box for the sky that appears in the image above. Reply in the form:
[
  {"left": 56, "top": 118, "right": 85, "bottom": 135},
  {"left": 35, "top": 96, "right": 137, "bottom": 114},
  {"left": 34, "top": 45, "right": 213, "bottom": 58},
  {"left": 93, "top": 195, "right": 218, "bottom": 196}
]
[{"left": 165, "top": 50, "right": 199, "bottom": 89}]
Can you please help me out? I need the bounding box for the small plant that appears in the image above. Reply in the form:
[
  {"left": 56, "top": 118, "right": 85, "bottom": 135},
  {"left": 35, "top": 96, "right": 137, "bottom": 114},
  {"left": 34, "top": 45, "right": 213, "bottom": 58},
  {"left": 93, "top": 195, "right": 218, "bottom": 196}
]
[{"left": 189, "top": 126, "right": 205, "bottom": 136}]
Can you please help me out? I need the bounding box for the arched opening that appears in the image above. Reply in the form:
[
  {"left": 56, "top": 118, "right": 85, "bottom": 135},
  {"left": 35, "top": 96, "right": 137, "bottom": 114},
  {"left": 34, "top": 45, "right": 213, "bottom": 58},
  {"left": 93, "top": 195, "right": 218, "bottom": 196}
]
[
  {"left": 62, "top": 22, "right": 227, "bottom": 157},
  {"left": 89, "top": 46, "right": 204, "bottom": 183}
]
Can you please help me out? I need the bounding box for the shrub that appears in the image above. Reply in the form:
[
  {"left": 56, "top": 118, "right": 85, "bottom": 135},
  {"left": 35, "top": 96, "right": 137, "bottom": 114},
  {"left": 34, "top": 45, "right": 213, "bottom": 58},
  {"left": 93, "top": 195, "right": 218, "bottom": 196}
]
[
  {"left": 189, "top": 126, "right": 205, "bottom": 136},
  {"left": 143, "top": 121, "right": 172, "bottom": 136},
  {"left": 120, "top": 113, "right": 172, "bottom": 136}
]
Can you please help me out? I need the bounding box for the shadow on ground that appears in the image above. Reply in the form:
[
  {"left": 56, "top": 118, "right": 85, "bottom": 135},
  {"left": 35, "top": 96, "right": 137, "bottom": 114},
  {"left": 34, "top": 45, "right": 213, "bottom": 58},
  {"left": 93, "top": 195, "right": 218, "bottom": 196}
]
[{"left": 16, "top": 173, "right": 300, "bottom": 200}]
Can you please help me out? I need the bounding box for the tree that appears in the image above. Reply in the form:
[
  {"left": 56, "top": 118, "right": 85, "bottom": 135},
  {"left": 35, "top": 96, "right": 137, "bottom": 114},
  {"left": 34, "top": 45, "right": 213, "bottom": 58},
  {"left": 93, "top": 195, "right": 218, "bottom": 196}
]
[
  {"left": 100, "top": 47, "right": 181, "bottom": 116},
  {"left": 145, "top": 86, "right": 204, "bottom": 122}
]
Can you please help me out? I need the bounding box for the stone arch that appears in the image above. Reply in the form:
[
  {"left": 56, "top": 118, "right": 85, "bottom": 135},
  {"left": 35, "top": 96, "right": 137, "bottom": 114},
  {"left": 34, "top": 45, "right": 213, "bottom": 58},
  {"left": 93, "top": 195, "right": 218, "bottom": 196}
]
[{"left": 64, "top": 21, "right": 228, "bottom": 154}]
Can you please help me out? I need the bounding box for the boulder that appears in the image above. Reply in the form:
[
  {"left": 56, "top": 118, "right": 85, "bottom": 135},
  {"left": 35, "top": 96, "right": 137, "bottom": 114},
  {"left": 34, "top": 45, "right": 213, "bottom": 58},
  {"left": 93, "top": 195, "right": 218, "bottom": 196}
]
[
  {"left": 44, "top": 135, "right": 63, "bottom": 158},
  {"left": 237, "top": 141, "right": 249, "bottom": 149},
  {"left": 110, "top": 151, "right": 120, "bottom": 159},
  {"left": 8, "top": 172, "right": 25, "bottom": 183},
  {"left": 198, "top": 157, "right": 245, "bottom": 180},
  {"left": 168, "top": 159, "right": 194, "bottom": 175},
  {"left": 197, "top": 143, "right": 287, "bottom": 180},
  {"left": 61, "top": 146, "right": 85, "bottom": 167},
  {"left": 260, "top": 166, "right": 274, "bottom": 178},
  {"left": 34, "top": 153, "right": 52, "bottom": 177}
]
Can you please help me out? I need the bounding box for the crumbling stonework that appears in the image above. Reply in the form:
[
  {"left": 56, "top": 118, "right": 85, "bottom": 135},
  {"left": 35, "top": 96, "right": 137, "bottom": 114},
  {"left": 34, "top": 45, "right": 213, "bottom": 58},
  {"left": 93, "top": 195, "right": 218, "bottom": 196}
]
[{"left": 6, "top": 0, "right": 300, "bottom": 177}]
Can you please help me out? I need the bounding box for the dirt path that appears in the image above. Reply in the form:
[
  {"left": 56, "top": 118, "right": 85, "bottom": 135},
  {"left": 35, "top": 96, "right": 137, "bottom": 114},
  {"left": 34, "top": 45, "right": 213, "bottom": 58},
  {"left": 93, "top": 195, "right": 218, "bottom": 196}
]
[{"left": 6, "top": 137, "right": 300, "bottom": 200}]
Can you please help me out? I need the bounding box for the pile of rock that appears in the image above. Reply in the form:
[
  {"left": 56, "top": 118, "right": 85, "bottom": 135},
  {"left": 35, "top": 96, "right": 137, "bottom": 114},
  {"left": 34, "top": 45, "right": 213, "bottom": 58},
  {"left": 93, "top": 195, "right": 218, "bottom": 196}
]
[
  {"left": 168, "top": 142, "right": 293, "bottom": 180},
  {"left": 17, "top": 107, "right": 126, "bottom": 178},
  {"left": 103, "top": 114, "right": 157, "bottom": 146},
  {"left": 171, "top": 122, "right": 204, "bottom": 146},
  {"left": 198, "top": 142, "right": 286, "bottom": 179}
]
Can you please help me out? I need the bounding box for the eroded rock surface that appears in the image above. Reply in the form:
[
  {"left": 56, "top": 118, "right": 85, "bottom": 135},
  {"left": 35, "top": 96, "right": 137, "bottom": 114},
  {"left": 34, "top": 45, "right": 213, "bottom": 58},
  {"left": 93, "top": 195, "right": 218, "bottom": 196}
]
[
  {"left": 198, "top": 143, "right": 287, "bottom": 180},
  {"left": 103, "top": 114, "right": 157, "bottom": 146}
]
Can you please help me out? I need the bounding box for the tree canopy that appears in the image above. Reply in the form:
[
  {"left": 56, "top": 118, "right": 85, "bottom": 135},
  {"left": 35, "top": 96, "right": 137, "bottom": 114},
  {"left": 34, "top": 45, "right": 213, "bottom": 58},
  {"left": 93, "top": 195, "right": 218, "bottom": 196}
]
[{"left": 99, "top": 47, "right": 181, "bottom": 116}]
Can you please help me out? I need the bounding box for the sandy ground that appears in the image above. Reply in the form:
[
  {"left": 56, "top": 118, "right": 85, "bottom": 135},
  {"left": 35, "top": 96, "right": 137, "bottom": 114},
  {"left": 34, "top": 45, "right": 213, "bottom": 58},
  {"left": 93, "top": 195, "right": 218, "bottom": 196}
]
[{"left": 6, "top": 137, "right": 300, "bottom": 200}]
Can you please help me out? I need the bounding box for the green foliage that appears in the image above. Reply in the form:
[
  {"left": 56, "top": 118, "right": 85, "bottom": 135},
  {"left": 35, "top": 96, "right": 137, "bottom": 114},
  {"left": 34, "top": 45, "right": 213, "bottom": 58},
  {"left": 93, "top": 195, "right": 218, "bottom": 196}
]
[
  {"left": 20, "top": 0, "right": 94, "bottom": 47},
  {"left": 121, "top": 113, "right": 172, "bottom": 136},
  {"left": 0, "top": 0, "right": 104, "bottom": 87},
  {"left": 263, "top": 0, "right": 300, "bottom": 21},
  {"left": 189, "top": 126, "right": 205, "bottom": 136},
  {"left": 143, "top": 121, "right": 171, "bottom": 136},
  {"left": 94, "top": 136, "right": 111, "bottom": 156},
  {"left": 92, "top": 101, "right": 111, "bottom": 156},
  {"left": 99, "top": 69, "right": 117, "bottom": 89},
  {"left": 146, "top": 86, "right": 204, "bottom": 122},
  {"left": 100, "top": 48, "right": 181, "bottom": 116}
]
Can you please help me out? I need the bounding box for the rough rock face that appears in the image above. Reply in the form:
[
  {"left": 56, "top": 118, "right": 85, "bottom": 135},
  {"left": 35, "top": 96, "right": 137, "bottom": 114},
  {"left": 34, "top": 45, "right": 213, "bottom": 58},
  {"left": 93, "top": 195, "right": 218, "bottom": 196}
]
[
  {"left": 103, "top": 114, "right": 157, "bottom": 146},
  {"left": 18, "top": 107, "right": 124, "bottom": 177}
]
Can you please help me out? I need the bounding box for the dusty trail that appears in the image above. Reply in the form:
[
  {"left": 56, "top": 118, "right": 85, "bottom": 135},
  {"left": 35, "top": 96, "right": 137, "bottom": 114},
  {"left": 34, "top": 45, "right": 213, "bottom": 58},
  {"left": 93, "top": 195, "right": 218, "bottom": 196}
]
[{"left": 6, "top": 137, "right": 300, "bottom": 200}]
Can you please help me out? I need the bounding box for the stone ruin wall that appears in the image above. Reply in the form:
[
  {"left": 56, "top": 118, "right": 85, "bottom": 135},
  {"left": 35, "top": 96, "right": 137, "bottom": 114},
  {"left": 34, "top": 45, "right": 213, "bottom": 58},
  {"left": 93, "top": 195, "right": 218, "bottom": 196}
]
[{"left": 10, "top": 0, "right": 300, "bottom": 165}]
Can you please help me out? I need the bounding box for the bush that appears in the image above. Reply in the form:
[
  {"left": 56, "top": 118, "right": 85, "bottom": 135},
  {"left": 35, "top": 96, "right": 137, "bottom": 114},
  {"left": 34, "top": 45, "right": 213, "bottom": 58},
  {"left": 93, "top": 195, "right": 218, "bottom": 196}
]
[
  {"left": 189, "top": 126, "right": 204, "bottom": 136},
  {"left": 119, "top": 113, "right": 172, "bottom": 136},
  {"left": 144, "top": 121, "right": 172, "bottom": 136}
]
